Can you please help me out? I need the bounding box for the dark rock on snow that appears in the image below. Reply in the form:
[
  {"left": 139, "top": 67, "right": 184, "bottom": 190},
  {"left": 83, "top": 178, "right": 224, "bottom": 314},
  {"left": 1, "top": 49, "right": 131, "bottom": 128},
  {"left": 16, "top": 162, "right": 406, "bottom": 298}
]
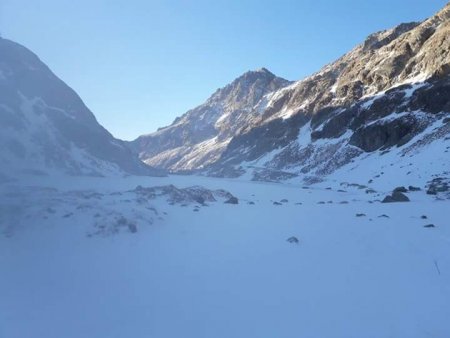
[
  {"left": 287, "top": 236, "right": 299, "bottom": 244},
  {"left": 382, "top": 191, "right": 410, "bottom": 203},
  {"left": 224, "top": 196, "right": 239, "bottom": 205}
]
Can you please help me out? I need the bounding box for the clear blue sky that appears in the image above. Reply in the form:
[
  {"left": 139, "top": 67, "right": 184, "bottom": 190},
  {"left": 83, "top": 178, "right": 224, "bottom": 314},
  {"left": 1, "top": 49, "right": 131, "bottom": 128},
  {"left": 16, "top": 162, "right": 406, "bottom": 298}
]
[{"left": 1, "top": 0, "right": 447, "bottom": 140}]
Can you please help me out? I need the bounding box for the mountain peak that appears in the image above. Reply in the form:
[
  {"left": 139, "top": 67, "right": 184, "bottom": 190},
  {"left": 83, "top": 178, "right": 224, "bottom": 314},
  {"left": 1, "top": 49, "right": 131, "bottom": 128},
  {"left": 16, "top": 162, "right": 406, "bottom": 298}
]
[
  {"left": 255, "top": 67, "right": 273, "bottom": 74},
  {"left": 215, "top": 68, "right": 290, "bottom": 104},
  {"left": 132, "top": 67, "right": 291, "bottom": 170},
  {"left": 236, "top": 67, "right": 275, "bottom": 81}
]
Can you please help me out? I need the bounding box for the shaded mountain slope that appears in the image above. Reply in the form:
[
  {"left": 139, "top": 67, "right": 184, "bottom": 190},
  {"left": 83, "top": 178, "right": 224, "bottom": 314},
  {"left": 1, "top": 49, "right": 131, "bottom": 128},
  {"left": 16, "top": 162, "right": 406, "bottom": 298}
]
[{"left": 0, "top": 38, "right": 163, "bottom": 178}]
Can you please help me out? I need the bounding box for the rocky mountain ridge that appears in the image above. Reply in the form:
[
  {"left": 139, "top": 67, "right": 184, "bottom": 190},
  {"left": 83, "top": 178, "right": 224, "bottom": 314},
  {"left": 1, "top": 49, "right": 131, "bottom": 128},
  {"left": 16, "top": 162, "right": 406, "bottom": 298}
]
[
  {"left": 134, "top": 3, "right": 450, "bottom": 182},
  {"left": 130, "top": 68, "right": 291, "bottom": 170}
]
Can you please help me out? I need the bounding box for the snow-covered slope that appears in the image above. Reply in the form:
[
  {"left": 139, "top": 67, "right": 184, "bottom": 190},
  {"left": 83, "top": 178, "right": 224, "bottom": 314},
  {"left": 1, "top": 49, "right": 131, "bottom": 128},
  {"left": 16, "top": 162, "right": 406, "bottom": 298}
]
[
  {"left": 0, "top": 38, "right": 163, "bottom": 179},
  {"left": 1, "top": 172, "right": 449, "bottom": 338},
  {"left": 134, "top": 4, "right": 450, "bottom": 183}
]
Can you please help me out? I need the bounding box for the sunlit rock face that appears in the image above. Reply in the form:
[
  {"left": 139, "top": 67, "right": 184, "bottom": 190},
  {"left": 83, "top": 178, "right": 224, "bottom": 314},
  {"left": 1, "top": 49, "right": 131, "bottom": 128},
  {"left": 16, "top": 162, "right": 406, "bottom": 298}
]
[
  {"left": 130, "top": 68, "right": 292, "bottom": 171},
  {"left": 133, "top": 4, "right": 450, "bottom": 182}
]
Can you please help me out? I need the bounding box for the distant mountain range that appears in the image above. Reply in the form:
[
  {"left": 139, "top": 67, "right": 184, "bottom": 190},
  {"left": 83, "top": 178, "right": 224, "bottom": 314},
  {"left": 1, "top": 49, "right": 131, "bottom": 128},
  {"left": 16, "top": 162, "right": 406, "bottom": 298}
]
[
  {"left": 132, "top": 3, "right": 450, "bottom": 182},
  {"left": 0, "top": 3, "right": 449, "bottom": 183}
]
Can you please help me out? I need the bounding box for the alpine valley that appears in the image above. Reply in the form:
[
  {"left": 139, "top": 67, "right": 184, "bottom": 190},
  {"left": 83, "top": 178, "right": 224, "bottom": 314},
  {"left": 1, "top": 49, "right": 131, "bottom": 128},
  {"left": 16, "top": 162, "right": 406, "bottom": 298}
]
[{"left": 1, "top": 4, "right": 450, "bottom": 338}]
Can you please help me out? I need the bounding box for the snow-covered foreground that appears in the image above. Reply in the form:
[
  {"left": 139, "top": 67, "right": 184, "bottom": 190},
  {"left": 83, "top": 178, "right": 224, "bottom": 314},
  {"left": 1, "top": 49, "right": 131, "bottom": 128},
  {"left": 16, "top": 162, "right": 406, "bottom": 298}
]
[{"left": 1, "top": 174, "right": 449, "bottom": 338}]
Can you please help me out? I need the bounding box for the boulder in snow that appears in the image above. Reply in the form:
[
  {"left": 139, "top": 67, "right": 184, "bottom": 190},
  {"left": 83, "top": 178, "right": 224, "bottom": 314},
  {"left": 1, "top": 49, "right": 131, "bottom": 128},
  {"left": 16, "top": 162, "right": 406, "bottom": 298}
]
[
  {"left": 287, "top": 236, "right": 299, "bottom": 244},
  {"left": 382, "top": 191, "right": 410, "bottom": 203},
  {"left": 224, "top": 196, "right": 239, "bottom": 204}
]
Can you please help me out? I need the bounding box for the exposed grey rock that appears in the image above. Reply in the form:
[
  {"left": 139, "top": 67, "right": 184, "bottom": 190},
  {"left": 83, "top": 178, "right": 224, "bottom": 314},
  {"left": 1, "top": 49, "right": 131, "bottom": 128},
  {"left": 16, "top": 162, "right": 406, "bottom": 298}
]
[
  {"left": 287, "top": 236, "right": 299, "bottom": 244},
  {"left": 424, "top": 224, "right": 436, "bottom": 228},
  {"left": 349, "top": 114, "right": 427, "bottom": 152},
  {"left": 251, "top": 169, "right": 299, "bottom": 182},
  {"left": 427, "top": 187, "right": 438, "bottom": 195},
  {"left": 382, "top": 191, "right": 410, "bottom": 203},
  {"left": 394, "top": 186, "right": 408, "bottom": 193},
  {"left": 134, "top": 185, "right": 235, "bottom": 205},
  {"left": 111, "top": 217, "right": 138, "bottom": 235},
  {"left": 426, "top": 177, "right": 450, "bottom": 197},
  {"left": 128, "top": 223, "right": 138, "bottom": 233},
  {"left": 224, "top": 196, "right": 239, "bottom": 205}
]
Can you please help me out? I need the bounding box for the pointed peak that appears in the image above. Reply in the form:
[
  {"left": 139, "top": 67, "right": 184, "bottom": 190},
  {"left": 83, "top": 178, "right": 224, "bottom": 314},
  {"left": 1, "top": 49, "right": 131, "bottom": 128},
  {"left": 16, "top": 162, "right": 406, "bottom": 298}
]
[
  {"left": 255, "top": 67, "right": 272, "bottom": 74},
  {"left": 247, "top": 67, "right": 275, "bottom": 77},
  {"left": 232, "top": 67, "right": 291, "bottom": 88},
  {"left": 237, "top": 67, "right": 274, "bottom": 78},
  {"left": 237, "top": 67, "right": 276, "bottom": 81},
  {"left": 207, "top": 67, "right": 290, "bottom": 102}
]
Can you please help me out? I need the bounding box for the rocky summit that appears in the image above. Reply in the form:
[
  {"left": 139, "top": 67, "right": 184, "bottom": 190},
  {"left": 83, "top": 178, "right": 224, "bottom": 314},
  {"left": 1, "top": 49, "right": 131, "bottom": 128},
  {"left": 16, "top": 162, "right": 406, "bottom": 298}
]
[{"left": 129, "top": 68, "right": 291, "bottom": 171}]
